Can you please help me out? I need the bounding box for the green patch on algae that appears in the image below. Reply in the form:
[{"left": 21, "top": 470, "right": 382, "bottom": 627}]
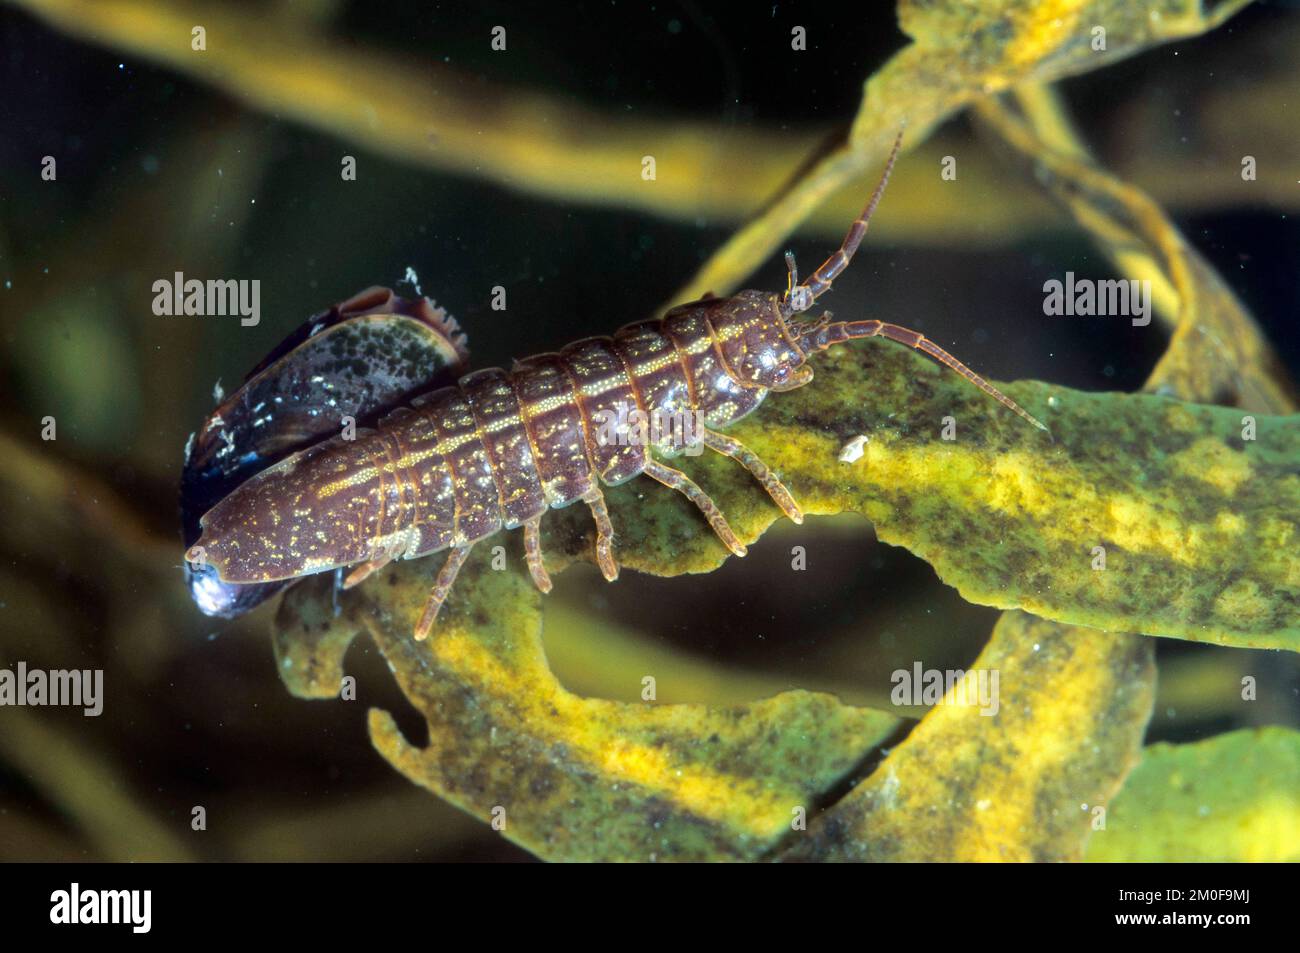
[{"left": 1086, "top": 728, "right": 1300, "bottom": 862}]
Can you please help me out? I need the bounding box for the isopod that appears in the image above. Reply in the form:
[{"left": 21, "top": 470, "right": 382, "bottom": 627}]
[{"left": 184, "top": 134, "right": 1046, "bottom": 639}]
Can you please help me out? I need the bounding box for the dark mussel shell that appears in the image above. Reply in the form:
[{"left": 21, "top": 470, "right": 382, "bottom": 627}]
[{"left": 181, "top": 286, "right": 469, "bottom": 618}]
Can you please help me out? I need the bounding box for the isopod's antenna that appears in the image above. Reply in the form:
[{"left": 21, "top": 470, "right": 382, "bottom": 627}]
[
  {"left": 797, "top": 318, "right": 1050, "bottom": 433},
  {"left": 780, "top": 126, "right": 1046, "bottom": 434},
  {"left": 782, "top": 127, "right": 905, "bottom": 316}
]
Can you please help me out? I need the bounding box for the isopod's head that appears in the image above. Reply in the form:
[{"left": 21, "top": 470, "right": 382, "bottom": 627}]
[{"left": 695, "top": 289, "right": 812, "bottom": 392}]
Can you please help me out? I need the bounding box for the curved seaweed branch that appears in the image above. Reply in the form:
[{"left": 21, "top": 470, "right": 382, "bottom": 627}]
[
  {"left": 664, "top": 0, "right": 1252, "bottom": 308},
  {"left": 4, "top": 0, "right": 1282, "bottom": 253}
]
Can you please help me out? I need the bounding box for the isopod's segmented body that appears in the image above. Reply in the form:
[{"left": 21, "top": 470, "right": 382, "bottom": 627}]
[{"left": 186, "top": 133, "right": 1047, "bottom": 639}]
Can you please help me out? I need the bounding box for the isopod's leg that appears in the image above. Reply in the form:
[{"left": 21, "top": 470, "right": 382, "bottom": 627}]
[
  {"left": 642, "top": 459, "right": 747, "bottom": 557},
  {"left": 581, "top": 489, "right": 619, "bottom": 582},
  {"left": 342, "top": 556, "right": 392, "bottom": 590},
  {"left": 414, "top": 544, "right": 474, "bottom": 641},
  {"left": 700, "top": 429, "right": 803, "bottom": 524},
  {"left": 523, "top": 516, "right": 552, "bottom": 594}
]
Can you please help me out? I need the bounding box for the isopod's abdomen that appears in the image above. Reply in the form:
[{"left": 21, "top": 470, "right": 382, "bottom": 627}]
[
  {"left": 460, "top": 368, "right": 547, "bottom": 529},
  {"left": 412, "top": 386, "right": 503, "bottom": 545},
  {"left": 511, "top": 354, "right": 596, "bottom": 506},
  {"left": 611, "top": 320, "right": 696, "bottom": 456},
  {"left": 561, "top": 337, "right": 646, "bottom": 485},
  {"left": 182, "top": 287, "right": 467, "bottom": 615},
  {"left": 190, "top": 433, "right": 390, "bottom": 584}
]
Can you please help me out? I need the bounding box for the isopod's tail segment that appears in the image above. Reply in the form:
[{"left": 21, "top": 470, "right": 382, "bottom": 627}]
[
  {"left": 414, "top": 544, "right": 474, "bottom": 641},
  {"left": 784, "top": 128, "right": 905, "bottom": 314},
  {"left": 801, "top": 319, "right": 1050, "bottom": 434}
]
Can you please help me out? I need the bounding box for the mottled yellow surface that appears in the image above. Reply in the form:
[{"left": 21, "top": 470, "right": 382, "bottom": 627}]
[
  {"left": 785, "top": 614, "right": 1155, "bottom": 861},
  {"left": 1087, "top": 728, "right": 1300, "bottom": 862},
  {"left": 275, "top": 562, "right": 898, "bottom": 862}
]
